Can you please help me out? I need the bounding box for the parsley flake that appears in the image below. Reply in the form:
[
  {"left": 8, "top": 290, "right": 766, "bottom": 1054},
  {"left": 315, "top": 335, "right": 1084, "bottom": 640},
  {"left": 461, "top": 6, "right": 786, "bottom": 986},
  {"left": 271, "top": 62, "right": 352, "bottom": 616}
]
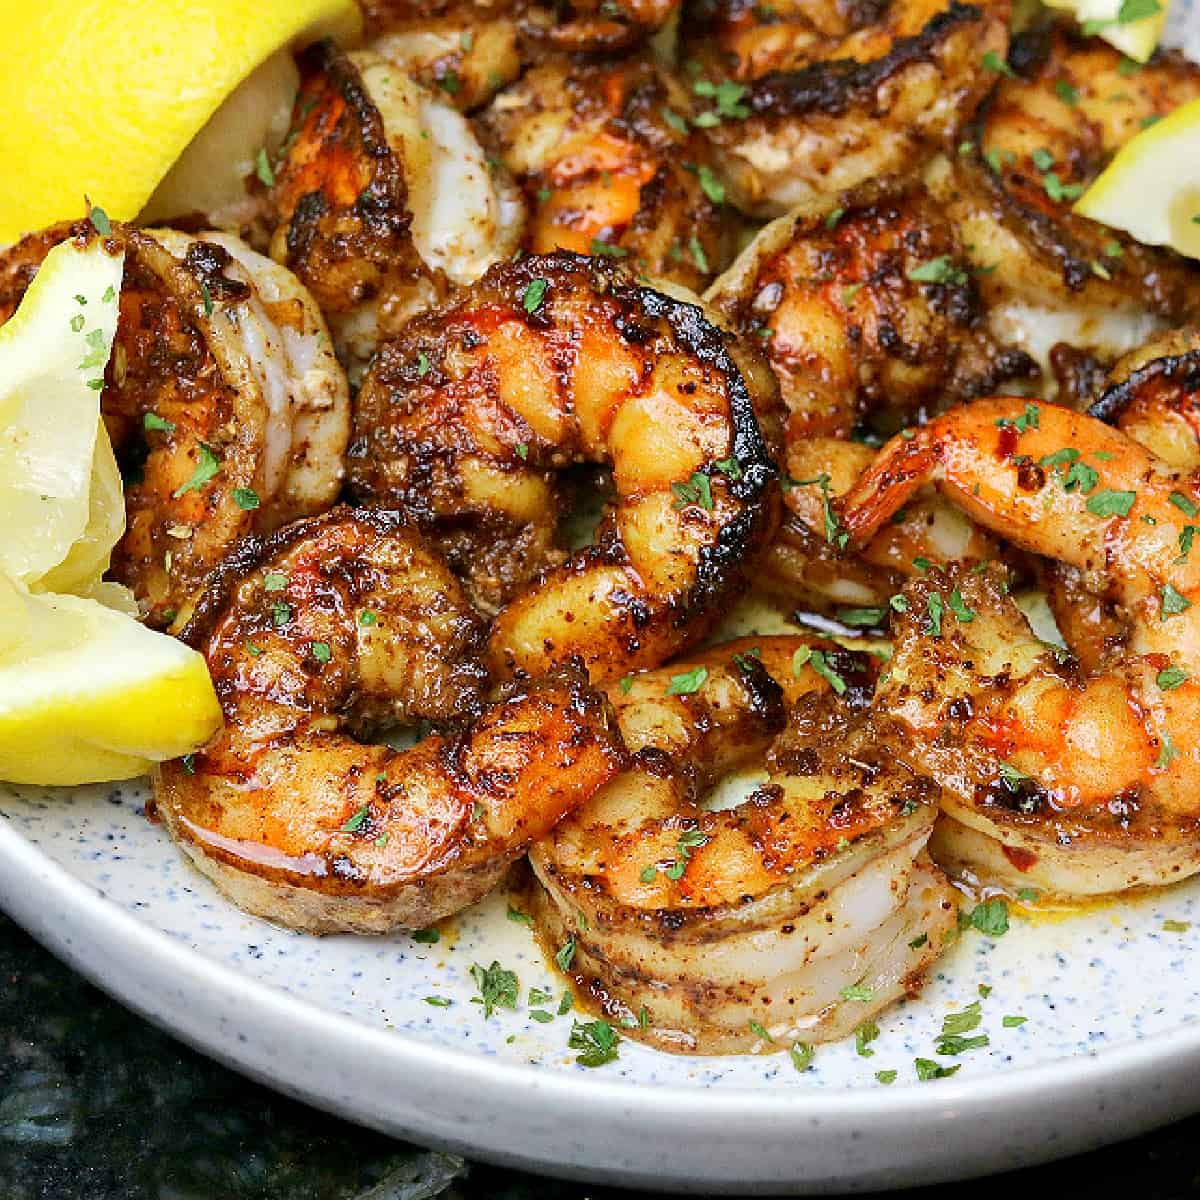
[
  {"left": 671, "top": 472, "right": 714, "bottom": 511},
  {"left": 470, "top": 961, "right": 519, "bottom": 1018},
  {"left": 171, "top": 443, "right": 221, "bottom": 498},
  {"left": 667, "top": 665, "right": 708, "bottom": 695},
  {"left": 569, "top": 1019, "right": 620, "bottom": 1067},
  {"left": 522, "top": 278, "right": 548, "bottom": 314}
]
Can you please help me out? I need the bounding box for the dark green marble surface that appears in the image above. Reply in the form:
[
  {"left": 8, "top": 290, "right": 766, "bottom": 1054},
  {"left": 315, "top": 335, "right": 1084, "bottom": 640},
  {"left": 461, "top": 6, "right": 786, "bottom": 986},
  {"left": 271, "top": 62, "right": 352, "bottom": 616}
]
[{"left": 1, "top": 912, "right": 1198, "bottom": 1200}]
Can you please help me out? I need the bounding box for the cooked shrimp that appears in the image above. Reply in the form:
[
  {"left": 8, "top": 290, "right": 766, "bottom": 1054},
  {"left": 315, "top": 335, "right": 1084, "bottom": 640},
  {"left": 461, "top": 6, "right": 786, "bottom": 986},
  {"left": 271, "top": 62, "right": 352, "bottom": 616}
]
[
  {"left": 365, "top": 0, "right": 523, "bottom": 112},
  {"left": 706, "top": 177, "right": 1038, "bottom": 440},
  {"left": 0, "top": 221, "right": 349, "bottom": 629},
  {"left": 759, "top": 438, "right": 1010, "bottom": 613},
  {"left": 268, "top": 40, "right": 524, "bottom": 372},
  {"left": 927, "top": 22, "right": 1200, "bottom": 375},
  {"left": 1043, "top": 330, "right": 1200, "bottom": 666},
  {"left": 521, "top": 0, "right": 681, "bottom": 52},
  {"left": 529, "top": 636, "right": 957, "bottom": 1053},
  {"left": 349, "top": 251, "right": 779, "bottom": 681},
  {"left": 155, "top": 507, "right": 626, "bottom": 934},
  {"left": 705, "top": 178, "right": 1029, "bottom": 612},
  {"left": 840, "top": 399, "right": 1200, "bottom": 896},
  {"left": 681, "top": 0, "right": 1009, "bottom": 217},
  {"left": 481, "top": 54, "right": 734, "bottom": 290}
]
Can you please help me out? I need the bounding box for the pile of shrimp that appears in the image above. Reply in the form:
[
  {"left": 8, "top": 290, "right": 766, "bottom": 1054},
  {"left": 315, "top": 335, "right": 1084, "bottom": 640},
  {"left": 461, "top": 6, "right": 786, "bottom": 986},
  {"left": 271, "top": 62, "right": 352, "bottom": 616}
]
[{"left": 7, "top": 0, "right": 1200, "bottom": 1060}]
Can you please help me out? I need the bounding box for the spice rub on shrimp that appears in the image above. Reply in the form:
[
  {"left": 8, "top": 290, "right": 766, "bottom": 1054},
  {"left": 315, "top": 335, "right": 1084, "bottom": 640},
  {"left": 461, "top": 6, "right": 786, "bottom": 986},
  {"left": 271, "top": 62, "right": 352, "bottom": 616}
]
[
  {"left": 529, "top": 636, "right": 956, "bottom": 1053},
  {"left": 681, "top": 0, "right": 1009, "bottom": 217},
  {"left": 705, "top": 178, "right": 1032, "bottom": 612},
  {"left": 480, "top": 54, "right": 734, "bottom": 290},
  {"left": 349, "top": 251, "right": 779, "bottom": 682},
  {"left": 0, "top": 221, "right": 349, "bottom": 629},
  {"left": 155, "top": 507, "right": 626, "bottom": 934},
  {"left": 364, "top": 0, "right": 524, "bottom": 112},
  {"left": 927, "top": 23, "right": 1200, "bottom": 374},
  {"left": 268, "top": 40, "right": 524, "bottom": 371},
  {"left": 840, "top": 399, "right": 1200, "bottom": 897}
]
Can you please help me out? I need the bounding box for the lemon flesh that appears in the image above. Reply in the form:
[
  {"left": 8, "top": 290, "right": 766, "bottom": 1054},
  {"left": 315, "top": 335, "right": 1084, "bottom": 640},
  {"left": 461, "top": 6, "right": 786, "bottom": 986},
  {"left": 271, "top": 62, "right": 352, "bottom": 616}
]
[
  {"left": 0, "top": 239, "right": 125, "bottom": 592},
  {"left": 0, "top": 0, "right": 361, "bottom": 243},
  {"left": 1043, "top": 0, "right": 1168, "bottom": 63},
  {"left": 1074, "top": 96, "right": 1200, "bottom": 260},
  {"left": 0, "top": 576, "right": 222, "bottom": 786}
]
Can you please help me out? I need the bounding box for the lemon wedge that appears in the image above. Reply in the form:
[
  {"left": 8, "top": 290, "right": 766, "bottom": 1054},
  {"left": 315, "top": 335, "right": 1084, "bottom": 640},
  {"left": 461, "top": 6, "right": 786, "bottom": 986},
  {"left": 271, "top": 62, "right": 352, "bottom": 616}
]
[
  {"left": 0, "top": 235, "right": 222, "bottom": 784},
  {"left": 1044, "top": 0, "right": 1168, "bottom": 63},
  {"left": 1074, "top": 96, "right": 1200, "bottom": 259},
  {"left": 0, "top": 238, "right": 125, "bottom": 593},
  {"left": 0, "top": 575, "right": 222, "bottom": 786},
  {"left": 0, "top": 0, "right": 361, "bottom": 243}
]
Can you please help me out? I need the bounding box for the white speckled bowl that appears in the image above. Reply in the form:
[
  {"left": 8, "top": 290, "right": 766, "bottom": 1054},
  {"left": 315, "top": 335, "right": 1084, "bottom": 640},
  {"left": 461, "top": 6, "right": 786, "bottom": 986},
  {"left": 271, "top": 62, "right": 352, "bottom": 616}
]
[{"left": 3, "top": 694, "right": 1200, "bottom": 1193}]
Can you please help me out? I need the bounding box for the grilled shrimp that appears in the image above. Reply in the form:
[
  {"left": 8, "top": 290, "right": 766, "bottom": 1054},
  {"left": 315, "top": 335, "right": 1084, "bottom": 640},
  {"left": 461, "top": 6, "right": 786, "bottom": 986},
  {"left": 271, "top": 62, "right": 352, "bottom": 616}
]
[
  {"left": 155, "top": 507, "right": 626, "bottom": 934},
  {"left": 927, "top": 23, "right": 1200, "bottom": 375},
  {"left": 480, "top": 55, "right": 734, "bottom": 290},
  {"left": 0, "top": 221, "right": 349, "bottom": 629},
  {"left": 267, "top": 40, "right": 524, "bottom": 372},
  {"left": 680, "top": 0, "right": 1009, "bottom": 217},
  {"left": 529, "top": 636, "right": 956, "bottom": 1053},
  {"left": 705, "top": 178, "right": 1031, "bottom": 612},
  {"left": 364, "top": 0, "right": 523, "bottom": 112},
  {"left": 1042, "top": 330, "right": 1200, "bottom": 667},
  {"left": 349, "top": 252, "right": 779, "bottom": 682},
  {"left": 840, "top": 399, "right": 1200, "bottom": 897}
]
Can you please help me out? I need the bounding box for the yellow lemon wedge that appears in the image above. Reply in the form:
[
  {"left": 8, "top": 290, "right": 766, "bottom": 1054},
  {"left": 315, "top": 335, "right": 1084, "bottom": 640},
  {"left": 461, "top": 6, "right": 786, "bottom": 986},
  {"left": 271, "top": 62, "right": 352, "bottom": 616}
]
[
  {"left": 0, "top": 238, "right": 125, "bottom": 593},
  {"left": 0, "top": 236, "right": 221, "bottom": 784},
  {"left": 1043, "top": 0, "right": 1168, "bottom": 63},
  {"left": 0, "top": 0, "right": 361, "bottom": 243},
  {"left": 1073, "top": 96, "right": 1200, "bottom": 260},
  {"left": 0, "top": 574, "right": 222, "bottom": 786}
]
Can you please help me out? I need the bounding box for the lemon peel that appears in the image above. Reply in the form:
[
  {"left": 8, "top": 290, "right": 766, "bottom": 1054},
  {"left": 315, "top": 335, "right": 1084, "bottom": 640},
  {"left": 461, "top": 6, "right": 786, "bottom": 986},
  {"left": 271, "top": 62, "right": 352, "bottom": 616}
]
[
  {"left": 1074, "top": 96, "right": 1200, "bottom": 260},
  {"left": 0, "top": 0, "right": 361, "bottom": 242}
]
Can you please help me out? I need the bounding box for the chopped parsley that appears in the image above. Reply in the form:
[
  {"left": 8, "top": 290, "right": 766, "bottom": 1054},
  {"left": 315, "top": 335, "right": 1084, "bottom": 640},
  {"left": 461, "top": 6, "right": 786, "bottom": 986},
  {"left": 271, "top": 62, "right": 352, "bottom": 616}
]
[
  {"left": 507, "top": 906, "right": 534, "bottom": 927},
  {"left": 568, "top": 1019, "right": 620, "bottom": 1067},
  {"left": 981, "top": 50, "right": 1014, "bottom": 77},
  {"left": 837, "top": 606, "right": 887, "bottom": 627},
  {"left": 791, "top": 646, "right": 848, "bottom": 695},
  {"left": 996, "top": 404, "right": 1040, "bottom": 433},
  {"left": 840, "top": 983, "right": 875, "bottom": 1003},
  {"left": 263, "top": 572, "right": 288, "bottom": 592},
  {"left": 88, "top": 205, "right": 112, "bottom": 236},
  {"left": 789, "top": 1042, "right": 815, "bottom": 1072},
  {"left": 270, "top": 600, "right": 292, "bottom": 627},
  {"left": 412, "top": 927, "right": 440, "bottom": 945},
  {"left": 667, "top": 665, "right": 708, "bottom": 695},
  {"left": 143, "top": 412, "right": 175, "bottom": 434},
  {"left": 875, "top": 1069, "right": 898, "bottom": 1084},
  {"left": 907, "top": 256, "right": 967, "bottom": 286},
  {"left": 171, "top": 443, "right": 222, "bottom": 498},
  {"left": 926, "top": 593, "right": 945, "bottom": 637},
  {"left": 255, "top": 148, "right": 275, "bottom": 187},
  {"left": 231, "top": 487, "right": 260, "bottom": 511},
  {"left": 359, "top": 609, "right": 378, "bottom": 626},
  {"left": 1157, "top": 666, "right": 1189, "bottom": 690},
  {"left": 697, "top": 164, "right": 726, "bottom": 204},
  {"left": 590, "top": 237, "right": 628, "bottom": 258},
  {"left": 470, "top": 961, "right": 519, "bottom": 1018},
  {"left": 424, "top": 996, "right": 452, "bottom": 1007},
  {"left": 855, "top": 1021, "right": 880, "bottom": 1058},
  {"left": 1156, "top": 730, "right": 1179, "bottom": 769},
  {"left": 340, "top": 804, "right": 369, "bottom": 833},
  {"left": 1085, "top": 490, "right": 1136, "bottom": 518},
  {"left": 1170, "top": 491, "right": 1199, "bottom": 518},
  {"left": 961, "top": 898, "right": 1010, "bottom": 938},
  {"left": 310, "top": 641, "right": 331, "bottom": 664},
  {"left": 1160, "top": 584, "right": 1192, "bottom": 618},
  {"left": 671, "top": 472, "right": 714, "bottom": 511},
  {"left": 692, "top": 78, "right": 750, "bottom": 121},
  {"left": 915, "top": 1057, "right": 961, "bottom": 1081},
  {"left": 522, "top": 278, "right": 548, "bottom": 314},
  {"left": 554, "top": 936, "right": 577, "bottom": 972},
  {"left": 1002, "top": 1015, "right": 1028, "bottom": 1027},
  {"left": 748, "top": 1019, "right": 775, "bottom": 1043},
  {"left": 1055, "top": 80, "right": 1079, "bottom": 105},
  {"left": 1163, "top": 919, "right": 1190, "bottom": 933}
]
